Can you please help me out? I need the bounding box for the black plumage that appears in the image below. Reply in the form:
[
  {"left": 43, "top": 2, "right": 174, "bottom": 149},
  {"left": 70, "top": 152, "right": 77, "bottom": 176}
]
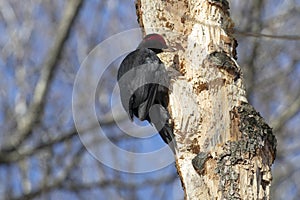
[{"left": 117, "top": 34, "right": 175, "bottom": 152}]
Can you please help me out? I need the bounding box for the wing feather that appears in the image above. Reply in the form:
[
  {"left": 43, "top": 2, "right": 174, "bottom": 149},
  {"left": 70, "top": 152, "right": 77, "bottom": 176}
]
[{"left": 118, "top": 49, "right": 168, "bottom": 120}]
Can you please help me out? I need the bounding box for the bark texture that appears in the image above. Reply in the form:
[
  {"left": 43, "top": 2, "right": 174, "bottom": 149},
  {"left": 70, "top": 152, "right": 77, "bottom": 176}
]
[{"left": 135, "top": 0, "right": 276, "bottom": 199}]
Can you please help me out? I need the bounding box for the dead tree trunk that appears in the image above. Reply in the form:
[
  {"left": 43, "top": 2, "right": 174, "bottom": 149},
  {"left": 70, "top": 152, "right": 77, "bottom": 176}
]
[{"left": 135, "top": 0, "right": 277, "bottom": 199}]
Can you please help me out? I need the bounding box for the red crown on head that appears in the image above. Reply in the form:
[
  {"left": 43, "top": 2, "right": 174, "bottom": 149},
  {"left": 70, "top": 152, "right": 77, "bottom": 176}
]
[{"left": 137, "top": 33, "right": 168, "bottom": 51}]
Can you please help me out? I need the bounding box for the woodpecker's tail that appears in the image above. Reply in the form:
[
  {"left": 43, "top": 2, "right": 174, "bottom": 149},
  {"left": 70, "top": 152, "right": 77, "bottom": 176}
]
[
  {"left": 148, "top": 104, "right": 176, "bottom": 154},
  {"left": 158, "top": 124, "right": 176, "bottom": 154}
]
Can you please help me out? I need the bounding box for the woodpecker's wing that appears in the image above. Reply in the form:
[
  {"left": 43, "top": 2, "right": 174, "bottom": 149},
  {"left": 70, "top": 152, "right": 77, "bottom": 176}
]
[{"left": 117, "top": 48, "right": 169, "bottom": 121}]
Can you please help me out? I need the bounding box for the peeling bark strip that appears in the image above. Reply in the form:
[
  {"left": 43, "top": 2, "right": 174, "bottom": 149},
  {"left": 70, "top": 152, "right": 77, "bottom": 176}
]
[{"left": 135, "top": 0, "right": 276, "bottom": 199}]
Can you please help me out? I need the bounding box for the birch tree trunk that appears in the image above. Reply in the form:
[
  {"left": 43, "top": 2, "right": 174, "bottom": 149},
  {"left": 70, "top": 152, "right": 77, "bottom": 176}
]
[{"left": 135, "top": 0, "right": 277, "bottom": 199}]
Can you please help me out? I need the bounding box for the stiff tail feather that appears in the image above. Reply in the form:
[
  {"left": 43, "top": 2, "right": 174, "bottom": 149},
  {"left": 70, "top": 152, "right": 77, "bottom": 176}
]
[{"left": 158, "top": 125, "right": 176, "bottom": 154}]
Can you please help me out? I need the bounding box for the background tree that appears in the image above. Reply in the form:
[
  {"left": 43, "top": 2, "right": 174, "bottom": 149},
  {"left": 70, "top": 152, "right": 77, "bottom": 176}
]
[{"left": 0, "top": 0, "right": 299, "bottom": 199}]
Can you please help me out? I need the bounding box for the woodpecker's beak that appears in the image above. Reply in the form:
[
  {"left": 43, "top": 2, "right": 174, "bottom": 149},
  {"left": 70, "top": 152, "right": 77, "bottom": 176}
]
[
  {"left": 162, "top": 46, "right": 176, "bottom": 52},
  {"left": 164, "top": 43, "right": 184, "bottom": 52}
]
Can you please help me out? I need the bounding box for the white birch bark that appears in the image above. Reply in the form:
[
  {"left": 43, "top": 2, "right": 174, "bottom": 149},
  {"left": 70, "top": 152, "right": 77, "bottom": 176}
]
[{"left": 136, "top": 0, "right": 276, "bottom": 199}]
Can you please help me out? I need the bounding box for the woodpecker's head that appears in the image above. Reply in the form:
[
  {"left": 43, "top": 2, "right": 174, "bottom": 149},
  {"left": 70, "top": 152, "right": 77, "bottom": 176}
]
[{"left": 137, "top": 33, "right": 168, "bottom": 54}]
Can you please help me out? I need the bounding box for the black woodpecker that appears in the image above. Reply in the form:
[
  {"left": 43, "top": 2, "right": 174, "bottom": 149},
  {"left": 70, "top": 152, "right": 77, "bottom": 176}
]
[{"left": 117, "top": 33, "right": 175, "bottom": 153}]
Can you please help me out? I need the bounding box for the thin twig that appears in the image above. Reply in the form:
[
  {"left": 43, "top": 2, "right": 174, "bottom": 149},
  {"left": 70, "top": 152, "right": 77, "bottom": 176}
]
[{"left": 234, "top": 29, "right": 300, "bottom": 41}]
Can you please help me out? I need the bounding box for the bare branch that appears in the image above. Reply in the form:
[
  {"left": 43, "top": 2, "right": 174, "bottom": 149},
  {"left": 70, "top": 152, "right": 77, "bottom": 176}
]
[
  {"left": 234, "top": 29, "right": 300, "bottom": 41},
  {"left": 11, "top": 146, "right": 86, "bottom": 200},
  {"left": 2, "top": 0, "right": 85, "bottom": 152},
  {"left": 271, "top": 95, "right": 300, "bottom": 132},
  {"left": 0, "top": 109, "right": 128, "bottom": 163}
]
